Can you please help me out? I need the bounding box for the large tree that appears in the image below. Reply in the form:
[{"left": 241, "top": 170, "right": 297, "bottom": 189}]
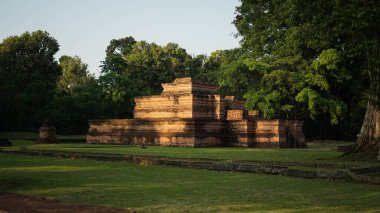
[
  {"left": 234, "top": 0, "right": 379, "bottom": 152},
  {"left": 0, "top": 31, "right": 60, "bottom": 130}
]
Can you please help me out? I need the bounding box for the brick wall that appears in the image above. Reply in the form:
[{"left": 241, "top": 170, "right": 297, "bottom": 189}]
[{"left": 87, "top": 78, "right": 306, "bottom": 148}]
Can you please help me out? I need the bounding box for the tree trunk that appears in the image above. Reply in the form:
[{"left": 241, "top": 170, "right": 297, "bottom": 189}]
[
  {"left": 353, "top": 30, "right": 380, "bottom": 154},
  {"left": 354, "top": 67, "right": 380, "bottom": 152},
  {"left": 355, "top": 97, "right": 380, "bottom": 151}
]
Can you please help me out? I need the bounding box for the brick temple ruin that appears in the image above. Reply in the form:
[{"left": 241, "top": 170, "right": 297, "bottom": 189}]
[{"left": 87, "top": 78, "right": 306, "bottom": 148}]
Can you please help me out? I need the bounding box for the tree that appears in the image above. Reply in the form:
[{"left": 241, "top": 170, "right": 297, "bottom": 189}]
[
  {"left": 102, "top": 36, "right": 136, "bottom": 75},
  {"left": 58, "top": 55, "right": 93, "bottom": 94},
  {"left": 47, "top": 55, "right": 98, "bottom": 133},
  {"left": 51, "top": 76, "right": 117, "bottom": 133},
  {"left": 196, "top": 48, "right": 251, "bottom": 86},
  {"left": 163, "top": 42, "right": 192, "bottom": 78},
  {"left": 295, "top": 49, "right": 348, "bottom": 125},
  {"left": 245, "top": 69, "right": 298, "bottom": 120},
  {"left": 184, "top": 54, "right": 206, "bottom": 79},
  {"left": 234, "top": 0, "right": 379, "bottom": 152},
  {"left": 218, "top": 58, "right": 267, "bottom": 98},
  {"left": 101, "top": 36, "right": 202, "bottom": 95},
  {"left": 52, "top": 54, "right": 140, "bottom": 133},
  {"left": 0, "top": 30, "right": 60, "bottom": 130},
  {"left": 97, "top": 71, "right": 141, "bottom": 118}
]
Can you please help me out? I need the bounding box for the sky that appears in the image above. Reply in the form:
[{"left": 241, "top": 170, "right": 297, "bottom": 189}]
[{"left": 0, "top": 0, "right": 241, "bottom": 75}]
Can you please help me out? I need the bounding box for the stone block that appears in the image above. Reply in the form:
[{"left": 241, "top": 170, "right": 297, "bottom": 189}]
[
  {"left": 248, "top": 110, "right": 259, "bottom": 119},
  {"left": 226, "top": 110, "right": 244, "bottom": 121}
]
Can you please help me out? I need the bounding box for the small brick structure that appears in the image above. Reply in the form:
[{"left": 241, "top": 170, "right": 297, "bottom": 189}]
[
  {"left": 87, "top": 77, "right": 306, "bottom": 148},
  {"left": 36, "top": 119, "right": 57, "bottom": 144}
]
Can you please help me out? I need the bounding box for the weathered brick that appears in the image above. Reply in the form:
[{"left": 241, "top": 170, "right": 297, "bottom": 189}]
[{"left": 87, "top": 78, "right": 306, "bottom": 148}]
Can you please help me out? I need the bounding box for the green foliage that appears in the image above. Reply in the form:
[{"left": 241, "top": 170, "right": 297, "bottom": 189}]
[
  {"left": 243, "top": 68, "right": 298, "bottom": 119},
  {"left": 199, "top": 48, "right": 249, "bottom": 84},
  {"left": 101, "top": 37, "right": 203, "bottom": 95},
  {"left": 218, "top": 59, "right": 268, "bottom": 97},
  {"left": 102, "top": 36, "right": 136, "bottom": 74},
  {"left": 94, "top": 36, "right": 206, "bottom": 127},
  {"left": 50, "top": 55, "right": 107, "bottom": 133},
  {"left": 311, "top": 49, "right": 352, "bottom": 85},
  {"left": 0, "top": 31, "right": 60, "bottom": 130},
  {"left": 51, "top": 78, "right": 103, "bottom": 133},
  {"left": 232, "top": 0, "right": 380, "bottom": 139},
  {"left": 51, "top": 70, "right": 141, "bottom": 133},
  {"left": 217, "top": 52, "right": 348, "bottom": 123},
  {"left": 210, "top": 41, "right": 349, "bottom": 123},
  {"left": 58, "top": 55, "right": 93, "bottom": 94},
  {"left": 0, "top": 33, "right": 208, "bottom": 133},
  {"left": 295, "top": 88, "right": 345, "bottom": 124},
  {"left": 97, "top": 71, "right": 140, "bottom": 118}
]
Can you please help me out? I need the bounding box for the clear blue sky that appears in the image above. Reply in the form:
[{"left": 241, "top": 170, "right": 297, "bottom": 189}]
[{"left": 0, "top": 0, "right": 241, "bottom": 75}]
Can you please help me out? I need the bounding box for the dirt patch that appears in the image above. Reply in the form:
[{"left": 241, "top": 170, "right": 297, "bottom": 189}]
[{"left": 0, "top": 192, "right": 134, "bottom": 213}]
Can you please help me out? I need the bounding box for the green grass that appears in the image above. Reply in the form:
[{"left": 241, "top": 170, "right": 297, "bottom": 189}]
[
  {"left": 16, "top": 142, "right": 342, "bottom": 162},
  {"left": 3, "top": 132, "right": 371, "bottom": 167},
  {"left": 0, "top": 153, "right": 379, "bottom": 212},
  {"left": 9, "top": 141, "right": 377, "bottom": 167}
]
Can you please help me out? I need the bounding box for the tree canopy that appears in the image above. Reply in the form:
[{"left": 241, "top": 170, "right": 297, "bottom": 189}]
[
  {"left": 234, "top": 0, "right": 379, "bottom": 151},
  {"left": 0, "top": 31, "right": 60, "bottom": 130},
  {"left": 101, "top": 37, "right": 204, "bottom": 95},
  {"left": 58, "top": 55, "right": 93, "bottom": 94}
]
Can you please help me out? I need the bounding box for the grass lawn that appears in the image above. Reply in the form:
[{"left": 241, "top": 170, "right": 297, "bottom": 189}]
[
  {"left": 0, "top": 153, "right": 379, "bottom": 212},
  {"left": 3, "top": 132, "right": 376, "bottom": 167},
  {"left": 6, "top": 140, "right": 379, "bottom": 168}
]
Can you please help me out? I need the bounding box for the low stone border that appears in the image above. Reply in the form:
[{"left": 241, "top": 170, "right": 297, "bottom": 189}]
[{"left": 1, "top": 149, "right": 379, "bottom": 185}]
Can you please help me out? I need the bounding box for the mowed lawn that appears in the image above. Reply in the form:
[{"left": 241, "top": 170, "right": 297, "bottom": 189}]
[
  {"left": 8, "top": 140, "right": 380, "bottom": 167},
  {"left": 1, "top": 153, "right": 380, "bottom": 212}
]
